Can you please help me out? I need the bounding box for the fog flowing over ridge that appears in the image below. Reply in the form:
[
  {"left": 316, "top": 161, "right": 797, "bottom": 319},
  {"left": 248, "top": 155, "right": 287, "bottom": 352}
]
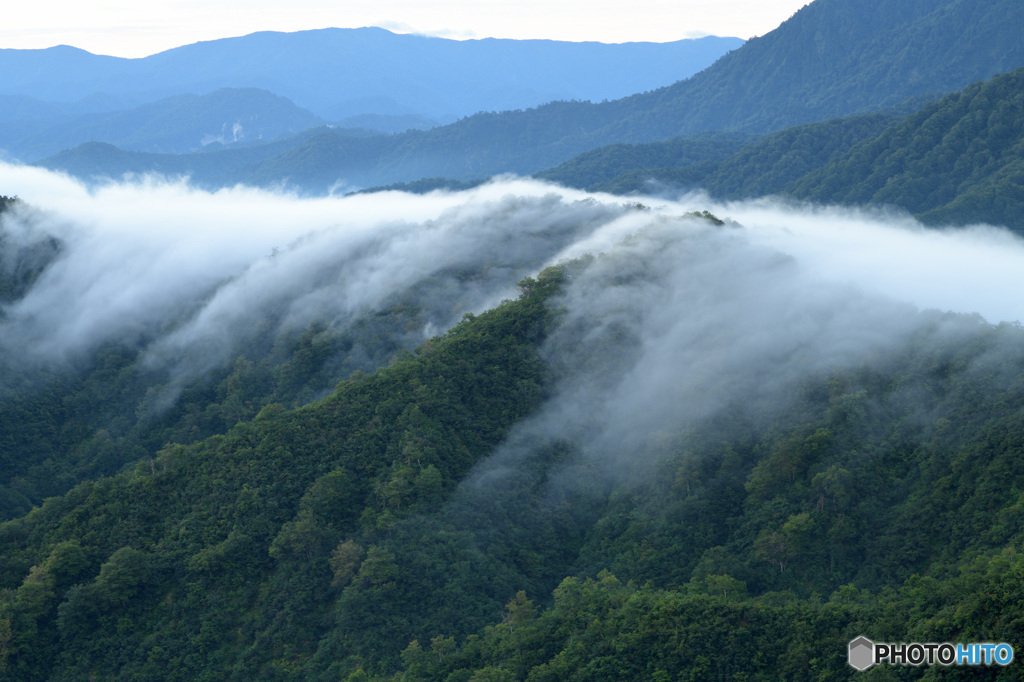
[
  {"left": 3, "top": 163, "right": 1024, "bottom": 621},
  {"left": 1, "top": 163, "right": 1023, "bottom": 412},
  {"left": 459, "top": 215, "right": 940, "bottom": 497},
  {"left": 0, "top": 166, "right": 625, "bottom": 395},
  {"left": 437, "top": 194, "right": 1024, "bottom": 577}
]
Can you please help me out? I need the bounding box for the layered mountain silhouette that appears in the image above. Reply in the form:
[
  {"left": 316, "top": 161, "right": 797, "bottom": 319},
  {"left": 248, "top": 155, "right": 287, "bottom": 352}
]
[
  {"left": 0, "top": 28, "right": 740, "bottom": 162},
  {"left": 33, "top": 0, "right": 1024, "bottom": 191}
]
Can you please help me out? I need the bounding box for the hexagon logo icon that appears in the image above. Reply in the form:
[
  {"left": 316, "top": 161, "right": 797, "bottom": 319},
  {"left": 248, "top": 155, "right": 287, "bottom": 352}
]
[{"left": 848, "top": 636, "right": 875, "bottom": 671}]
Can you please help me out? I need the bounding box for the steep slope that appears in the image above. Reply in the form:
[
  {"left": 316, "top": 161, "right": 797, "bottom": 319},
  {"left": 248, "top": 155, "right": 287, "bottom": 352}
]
[
  {"left": 542, "top": 66, "right": 1024, "bottom": 234},
  {"left": 391, "top": 310, "right": 1024, "bottom": 680},
  {"left": 536, "top": 113, "right": 899, "bottom": 194},
  {"left": 0, "top": 268, "right": 561, "bottom": 680},
  {"left": 789, "top": 66, "right": 1024, "bottom": 230},
  {"left": 0, "top": 185, "right": 635, "bottom": 518},
  {"left": 3, "top": 230, "right": 1024, "bottom": 679},
  {"left": 600, "top": 0, "right": 1024, "bottom": 140}
]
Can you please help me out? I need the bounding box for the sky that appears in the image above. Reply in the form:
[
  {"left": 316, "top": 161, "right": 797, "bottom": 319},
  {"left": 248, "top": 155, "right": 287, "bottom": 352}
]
[{"left": 0, "top": 0, "right": 810, "bottom": 58}]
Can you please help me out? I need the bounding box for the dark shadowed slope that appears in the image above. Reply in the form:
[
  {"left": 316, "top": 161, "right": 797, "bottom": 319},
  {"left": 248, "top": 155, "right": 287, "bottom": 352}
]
[
  {"left": 542, "top": 66, "right": 1024, "bottom": 234},
  {"left": 788, "top": 66, "right": 1024, "bottom": 230}
]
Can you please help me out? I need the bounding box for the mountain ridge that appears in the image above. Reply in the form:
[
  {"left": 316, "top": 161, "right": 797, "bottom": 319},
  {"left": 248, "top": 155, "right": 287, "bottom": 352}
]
[
  {"left": 33, "top": 0, "right": 1024, "bottom": 190},
  {"left": 0, "top": 28, "right": 742, "bottom": 122},
  {"left": 543, "top": 66, "right": 1024, "bottom": 233}
]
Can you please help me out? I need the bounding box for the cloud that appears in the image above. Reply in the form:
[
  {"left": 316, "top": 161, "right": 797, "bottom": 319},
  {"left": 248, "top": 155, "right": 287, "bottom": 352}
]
[
  {"left": 712, "top": 196, "right": 1024, "bottom": 326},
  {"left": 459, "top": 215, "right": 910, "bottom": 495},
  {"left": 375, "top": 20, "right": 480, "bottom": 40},
  {"left": 451, "top": 188, "right": 1024, "bottom": 504},
  {"left": 0, "top": 167, "right": 625, "bottom": 391},
  {"left": 2, "top": 164, "right": 1023, "bottom": 418}
]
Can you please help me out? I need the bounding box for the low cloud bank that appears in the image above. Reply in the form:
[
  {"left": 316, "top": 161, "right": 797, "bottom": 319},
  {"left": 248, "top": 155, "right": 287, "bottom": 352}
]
[
  {"left": 1, "top": 165, "right": 1022, "bottom": 415},
  {"left": 0, "top": 168, "right": 621, "bottom": 390},
  {"left": 451, "top": 191, "right": 1024, "bottom": 507}
]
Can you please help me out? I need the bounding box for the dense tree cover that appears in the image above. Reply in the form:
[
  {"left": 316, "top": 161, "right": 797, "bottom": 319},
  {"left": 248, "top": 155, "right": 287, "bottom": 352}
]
[
  {"left": 0, "top": 267, "right": 563, "bottom": 680},
  {"left": 351, "top": 178, "right": 485, "bottom": 196},
  {"left": 543, "top": 67, "right": 1024, "bottom": 234},
  {"left": 603, "top": 0, "right": 1024, "bottom": 139},
  {"left": 789, "top": 66, "right": 1024, "bottom": 231},
  {"left": 0, "top": 321, "right": 380, "bottom": 520},
  {"left": 534, "top": 131, "right": 758, "bottom": 192},
  {"left": 0, "top": 206, "right": 547, "bottom": 519},
  {"left": 377, "top": 312, "right": 1024, "bottom": 680},
  {"left": 385, "top": 550, "right": 1024, "bottom": 681},
  {"left": 37, "top": 0, "right": 1024, "bottom": 190},
  {"left": 0, "top": 197, "right": 54, "bottom": 304},
  {"left": 2, "top": 240, "right": 1024, "bottom": 679},
  {"left": 542, "top": 113, "right": 899, "bottom": 196},
  {"left": 390, "top": 309, "right": 1024, "bottom": 680}
]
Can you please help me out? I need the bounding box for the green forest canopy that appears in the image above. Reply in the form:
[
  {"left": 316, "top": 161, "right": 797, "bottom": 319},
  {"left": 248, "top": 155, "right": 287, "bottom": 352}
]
[
  {"left": 539, "top": 66, "right": 1024, "bottom": 234},
  {"left": 2, "top": 236, "right": 1024, "bottom": 679}
]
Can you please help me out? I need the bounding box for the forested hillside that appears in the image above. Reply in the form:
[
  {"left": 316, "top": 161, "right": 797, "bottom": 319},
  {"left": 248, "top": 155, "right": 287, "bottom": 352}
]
[
  {"left": 0, "top": 188, "right": 628, "bottom": 518},
  {"left": 3, "top": 201, "right": 1024, "bottom": 679},
  {"left": 788, "top": 66, "right": 1024, "bottom": 230},
  {"left": 546, "top": 66, "right": 1024, "bottom": 233},
  {"left": 5, "top": 0, "right": 1024, "bottom": 677},
  {"left": 0, "top": 266, "right": 560, "bottom": 680},
  {"left": 534, "top": 130, "right": 760, "bottom": 191},
  {"left": 599, "top": 0, "right": 1024, "bottom": 138},
  {"left": 538, "top": 113, "right": 900, "bottom": 195}
]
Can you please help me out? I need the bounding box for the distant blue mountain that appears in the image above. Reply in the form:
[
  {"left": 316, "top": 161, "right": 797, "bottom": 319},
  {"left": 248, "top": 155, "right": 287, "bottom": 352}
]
[
  {"left": 33, "top": 0, "right": 1024, "bottom": 191},
  {"left": 2, "top": 88, "right": 325, "bottom": 160},
  {"left": 0, "top": 28, "right": 743, "bottom": 121}
]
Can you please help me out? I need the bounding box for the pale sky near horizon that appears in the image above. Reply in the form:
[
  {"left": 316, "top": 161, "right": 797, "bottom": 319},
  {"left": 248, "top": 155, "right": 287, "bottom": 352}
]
[{"left": 1, "top": 1, "right": 810, "bottom": 58}]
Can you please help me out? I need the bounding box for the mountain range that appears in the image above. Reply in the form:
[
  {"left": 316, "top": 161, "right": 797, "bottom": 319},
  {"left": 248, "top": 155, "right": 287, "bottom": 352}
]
[
  {"left": 32, "top": 0, "right": 1024, "bottom": 194},
  {"left": 4, "top": 0, "right": 1024, "bottom": 678},
  {"left": 0, "top": 29, "right": 741, "bottom": 161}
]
